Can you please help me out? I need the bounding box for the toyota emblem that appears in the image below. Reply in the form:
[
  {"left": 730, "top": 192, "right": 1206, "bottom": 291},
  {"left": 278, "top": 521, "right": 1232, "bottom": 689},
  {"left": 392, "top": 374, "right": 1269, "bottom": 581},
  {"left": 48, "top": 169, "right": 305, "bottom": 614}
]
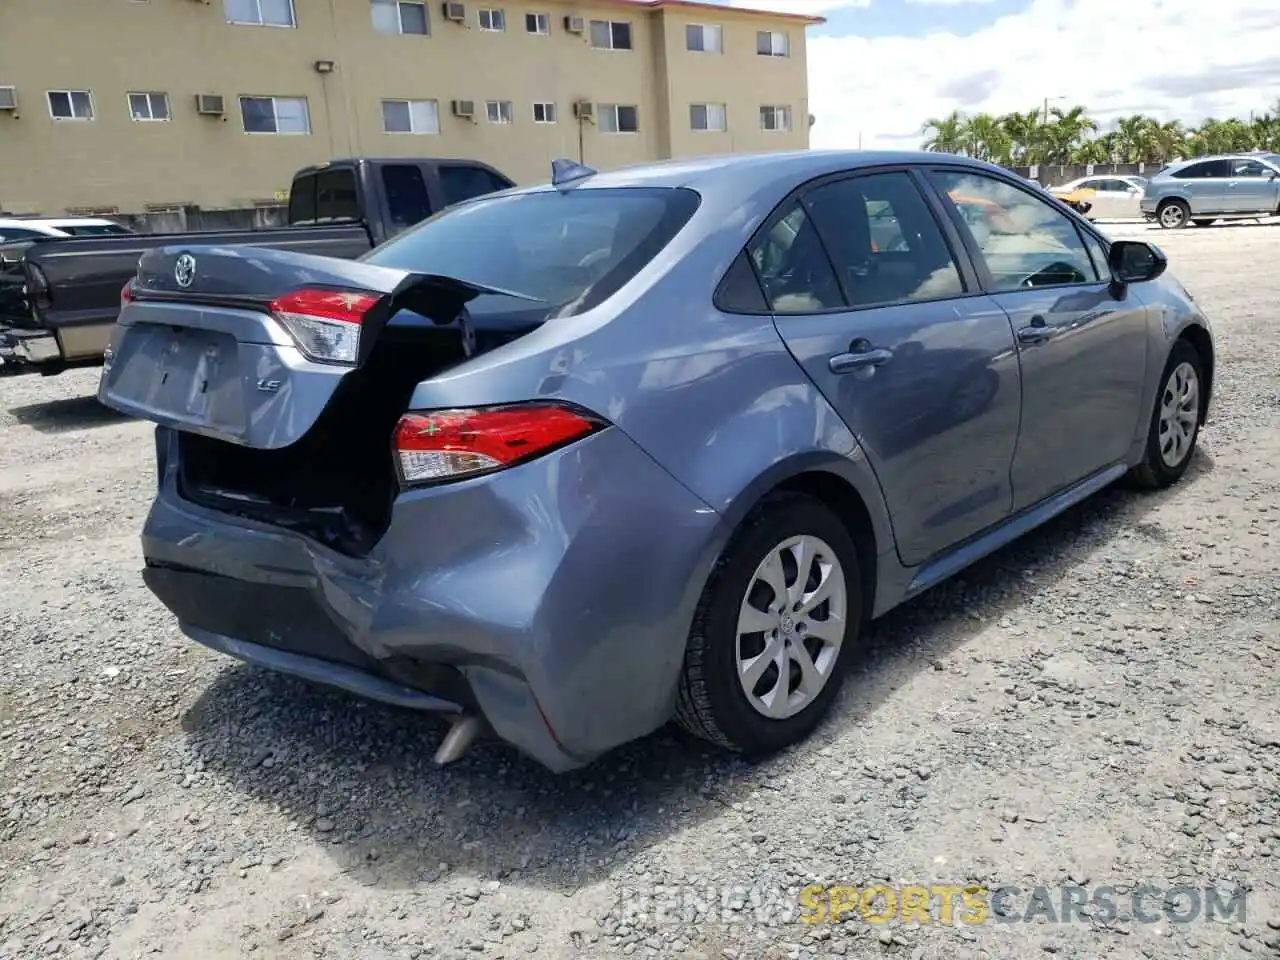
[{"left": 174, "top": 254, "right": 197, "bottom": 289}]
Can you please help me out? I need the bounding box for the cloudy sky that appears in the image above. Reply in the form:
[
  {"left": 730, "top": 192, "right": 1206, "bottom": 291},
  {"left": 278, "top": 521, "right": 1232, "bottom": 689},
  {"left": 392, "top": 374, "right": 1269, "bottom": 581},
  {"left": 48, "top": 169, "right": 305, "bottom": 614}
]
[{"left": 716, "top": 0, "right": 1280, "bottom": 149}]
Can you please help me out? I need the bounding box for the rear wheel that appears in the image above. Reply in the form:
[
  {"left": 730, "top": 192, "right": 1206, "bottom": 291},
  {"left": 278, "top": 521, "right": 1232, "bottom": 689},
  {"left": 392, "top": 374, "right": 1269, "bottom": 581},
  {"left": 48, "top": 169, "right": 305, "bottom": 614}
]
[
  {"left": 1157, "top": 199, "right": 1190, "bottom": 229},
  {"left": 675, "top": 493, "right": 861, "bottom": 755},
  {"left": 1130, "top": 339, "right": 1204, "bottom": 489}
]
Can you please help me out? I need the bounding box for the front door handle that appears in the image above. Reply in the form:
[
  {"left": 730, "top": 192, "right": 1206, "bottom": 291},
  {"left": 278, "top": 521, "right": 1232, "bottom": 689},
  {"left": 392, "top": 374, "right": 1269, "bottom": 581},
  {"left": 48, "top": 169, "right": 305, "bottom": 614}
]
[
  {"left": 1016, "top": 315, "right": 1057, "bottom": 344},
  {"left": 829, "top": 343, "right": 893, "bottom": 374}
]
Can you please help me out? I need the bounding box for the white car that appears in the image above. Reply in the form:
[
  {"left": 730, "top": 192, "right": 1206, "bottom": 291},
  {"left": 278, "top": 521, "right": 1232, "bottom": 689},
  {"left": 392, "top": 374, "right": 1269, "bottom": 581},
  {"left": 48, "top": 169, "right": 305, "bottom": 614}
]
[
  {"left": 1048, "top": 176, "right": 1147, "bottom": 220},
  {"left": 0, "top": 217, "right": 133, "bottom": 243}
]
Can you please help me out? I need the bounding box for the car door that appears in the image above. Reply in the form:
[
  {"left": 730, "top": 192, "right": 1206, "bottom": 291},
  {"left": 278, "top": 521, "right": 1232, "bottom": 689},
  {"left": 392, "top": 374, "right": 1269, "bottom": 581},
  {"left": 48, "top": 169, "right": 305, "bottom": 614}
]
[
  {"left": 756, "top": 168, "right": 1023, "bottom": 566},
  {"left": 1175, "top": 160, "right": 1231, "bottom": 214},
  {"left": 1222, "top": 158, "right": 1280, "bottom": 213},
  {"left": 923, "top": 168, "right": 1151, "bottom": 512},
  {"left": 1091, "top": 178, "right": 1136, "bottom": 219}
]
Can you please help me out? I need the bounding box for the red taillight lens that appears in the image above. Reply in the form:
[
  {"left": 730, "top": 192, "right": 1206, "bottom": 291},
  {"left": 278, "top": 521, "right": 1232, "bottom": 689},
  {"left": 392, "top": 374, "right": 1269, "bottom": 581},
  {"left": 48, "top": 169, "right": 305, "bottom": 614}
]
[
  {"left": 393, "top": 402, "right": 607, "bottom": 486},
  {"left": 268, "top": 288, "right": 381, "bottom": 365},
  {"left": 120, "top": 280, "right": 134, "bottom": 306}
]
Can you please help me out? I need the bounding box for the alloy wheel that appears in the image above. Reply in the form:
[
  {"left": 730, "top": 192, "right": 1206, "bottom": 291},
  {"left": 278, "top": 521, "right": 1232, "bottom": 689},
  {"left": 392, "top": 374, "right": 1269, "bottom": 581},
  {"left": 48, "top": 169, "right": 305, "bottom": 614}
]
[
  {"left": 735, "top": 535, "right": 847, "bottom": 720},
  {"left": 1158, "top": 361, "right": 1199, "bottom": 468}
]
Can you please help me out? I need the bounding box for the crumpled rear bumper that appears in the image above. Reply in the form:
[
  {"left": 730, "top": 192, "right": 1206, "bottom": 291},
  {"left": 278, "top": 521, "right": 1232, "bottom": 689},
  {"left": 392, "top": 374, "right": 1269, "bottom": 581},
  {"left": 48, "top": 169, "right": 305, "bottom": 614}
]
[{"left": 140, "top": 423, "right": 723, "bottom": 772}]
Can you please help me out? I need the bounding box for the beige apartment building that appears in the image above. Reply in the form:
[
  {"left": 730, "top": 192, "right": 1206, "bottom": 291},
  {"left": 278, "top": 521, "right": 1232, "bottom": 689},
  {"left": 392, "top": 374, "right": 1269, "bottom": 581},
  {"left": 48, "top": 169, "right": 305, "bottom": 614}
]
[{"left": 0, "top": 0, "right": 820, "bottom": 215}]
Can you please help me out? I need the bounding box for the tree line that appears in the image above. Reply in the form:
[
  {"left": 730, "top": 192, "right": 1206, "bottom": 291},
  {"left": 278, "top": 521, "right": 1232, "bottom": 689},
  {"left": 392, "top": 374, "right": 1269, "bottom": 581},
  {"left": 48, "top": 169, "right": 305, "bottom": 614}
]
[{"left": 919, "top": 102, "right": 1280, "bottom": 166}]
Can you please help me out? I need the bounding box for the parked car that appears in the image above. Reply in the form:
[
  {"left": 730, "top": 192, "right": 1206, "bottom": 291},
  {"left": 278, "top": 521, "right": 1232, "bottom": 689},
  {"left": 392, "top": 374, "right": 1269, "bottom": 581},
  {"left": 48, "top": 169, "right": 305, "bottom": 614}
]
[
  {"left": 1049, "top": 175, "right": 1147, "bottom": 220},
  {"left": 98, "top": 151, "right": 1214, "bottom": 773},
  {"left": 0, "top": 217, "right": 134, "bottom": 242},
  {"left": 1140, "top": 153, "right": 1280, "bottom": 228},
  {"left": 0, "top": 157, "right": 514, "bottom": 373}
]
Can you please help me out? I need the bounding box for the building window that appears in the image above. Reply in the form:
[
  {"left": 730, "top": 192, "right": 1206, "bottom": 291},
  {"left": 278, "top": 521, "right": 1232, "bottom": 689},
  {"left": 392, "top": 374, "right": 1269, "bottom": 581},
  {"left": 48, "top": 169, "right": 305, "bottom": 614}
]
[
  {"left": 47, "top": 90, "right": 94, "bottom": 121},
  {"left": 756, "top": 30, "right": 789, "bottom": 56},
  {"left": 525, "top": 11, "right": 549, "bottom": 34},
  {"left": 598, "top": 104, "right": 638, "bottom": 133},
  {"left": 760, "top": 105, "right": 791, "bottom": 131},
  {"left": 128, "top": 92, "right": 170, "bottom": 122},
  {"left": 382, "top": 99, "right": 439, "bottom": 134},
  {"left": 478, "top": 8, "right": 505, "bottom": 30},
  {"left": 240, "top": 96, "right": 310, "bottom": 134},
  {"left": 589, "top": 20, "right": 632, "bottom": 50},
  {"left": 486, "top": 100, "right": 513, "bottom": 124},
  {"left": 690, "top": 103, "right": 726, "bottom": 132},
  {"left": 685, "top": 23, "right": 722, "bottom": 53},
  {"left": 371, "top": 0, "right": 428, "bottom": 34},
  {"left": 532, "top": 101, "right": 557, "bottom": 123},
  {"left": 224, "top": 0, "right": 295, "bottom": 27}
]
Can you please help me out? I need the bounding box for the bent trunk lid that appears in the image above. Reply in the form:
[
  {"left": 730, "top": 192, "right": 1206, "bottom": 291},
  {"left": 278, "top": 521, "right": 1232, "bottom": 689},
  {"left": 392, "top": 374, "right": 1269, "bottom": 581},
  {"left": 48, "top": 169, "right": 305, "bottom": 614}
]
[{"left": 98, "top": 244, "right": 536, "bottom": 449}]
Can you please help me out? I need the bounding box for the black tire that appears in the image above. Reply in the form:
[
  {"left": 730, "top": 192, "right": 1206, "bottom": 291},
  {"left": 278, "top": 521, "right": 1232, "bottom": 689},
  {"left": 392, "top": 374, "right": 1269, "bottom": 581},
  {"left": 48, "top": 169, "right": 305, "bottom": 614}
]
[
  {"left": 1192, "top": 218, "right": 1215, "bottom": 227},
  {"left": 1157, "top": 199, "right": 1190, "bottom": 229},
  {"left": 1129, "top": 339, "right": 1204, "bottom": 489},
  {"left": 675, "top": 492, "right": 862, "bottom": 755}
]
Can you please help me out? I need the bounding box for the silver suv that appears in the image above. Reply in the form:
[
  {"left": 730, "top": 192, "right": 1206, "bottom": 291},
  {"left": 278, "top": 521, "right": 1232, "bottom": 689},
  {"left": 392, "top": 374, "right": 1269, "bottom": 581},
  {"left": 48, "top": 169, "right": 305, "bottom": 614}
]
[{"left": 1141, "top": 152, "right": 1280, "bottom": 228}]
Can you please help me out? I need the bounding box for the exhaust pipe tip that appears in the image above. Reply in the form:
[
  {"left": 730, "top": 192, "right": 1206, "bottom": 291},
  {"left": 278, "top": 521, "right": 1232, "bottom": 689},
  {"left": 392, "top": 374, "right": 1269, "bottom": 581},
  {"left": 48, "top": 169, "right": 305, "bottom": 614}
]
[{"left": 434, "top": 714, "right": 483, "bottom": 766}]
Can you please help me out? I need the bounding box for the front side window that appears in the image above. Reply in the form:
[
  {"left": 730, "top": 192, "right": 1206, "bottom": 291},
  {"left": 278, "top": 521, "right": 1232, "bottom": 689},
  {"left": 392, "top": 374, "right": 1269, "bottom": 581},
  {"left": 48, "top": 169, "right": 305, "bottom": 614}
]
[
  {"left": 690, "top": 103, "right": 726, "bottom": 132},
  {"left": 478, "top": 7, "right": 505, "bottom": 30},
  {"left": 802, "top": 172, "right": 965, "bottom": 307},
  {"left": 590, "top": 20, "right": 632, "bottom": 49},
  {"left": 128, "top": 92, "right": 170, "bottom": 122},
  {"left": 437, "top": 166, "right": 511, "bottom": 207},
  {"left": 598, "top": 104, "right": 639, "bottom": 133},
  {"left": 760, "top": 105, "right": 791, "bottom": 132},
  {"left": 47, "top": 90, "right": 94, "bottom": 121},
  {"left": 382, "top": 99, "right": 439, "bottom": 134},
  {"left": 60, "top": 223, "right": 132, "bottom": 236},
  {"left": 225, "top": 0, "right": 295, "bottom": 26},
  {"left": 1230, "top": 158, "right": 1272, "bottom": 177},
  {"left": 685, "top": 23, "right": 722, "bottom": 52},
  {"left": 240, "top": 96, "right": 310, "bottom": 134},
  {"left": 930, "top": 169, "right": 1099, "bottom": 291},
  {"left": 371, "top": 0, "right": 428, "bottom": 34},
  {"left": 756, "top": 30, "right": 788, "bottom": 56},
  {"left": 361, "top": 187, "right": 701, "bottom": 317}
]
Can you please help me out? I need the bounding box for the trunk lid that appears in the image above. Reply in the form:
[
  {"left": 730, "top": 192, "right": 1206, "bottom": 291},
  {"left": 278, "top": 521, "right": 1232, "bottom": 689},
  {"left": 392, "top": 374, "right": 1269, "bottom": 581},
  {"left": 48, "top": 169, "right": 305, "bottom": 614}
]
[{"left": 98, "top": 244, "right": 537, "bottom": 449}]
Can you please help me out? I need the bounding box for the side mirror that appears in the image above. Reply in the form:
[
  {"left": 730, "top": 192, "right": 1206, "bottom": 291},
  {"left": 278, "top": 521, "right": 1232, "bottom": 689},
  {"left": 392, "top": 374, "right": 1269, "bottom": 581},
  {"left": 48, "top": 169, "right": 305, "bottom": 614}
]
[{"left": 1108, "top": 239, "right": 1167, "bottom": 284}]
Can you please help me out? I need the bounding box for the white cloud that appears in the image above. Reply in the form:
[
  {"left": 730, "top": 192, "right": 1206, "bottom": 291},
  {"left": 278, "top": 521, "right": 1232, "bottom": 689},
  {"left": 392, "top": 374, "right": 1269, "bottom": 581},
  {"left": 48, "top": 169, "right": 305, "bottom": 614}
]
[{"left": 729, "top": 0, "right": 1280, "bottom": 150}]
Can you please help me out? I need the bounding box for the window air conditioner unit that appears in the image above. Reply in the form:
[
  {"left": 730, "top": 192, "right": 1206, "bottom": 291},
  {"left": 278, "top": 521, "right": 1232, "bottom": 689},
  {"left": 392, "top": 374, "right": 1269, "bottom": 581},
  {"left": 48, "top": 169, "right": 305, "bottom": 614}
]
[
  {"left": 564, "top": 15, "right": 585, "bottom": 33},
  {"left": 451, "top": 99, "right": 475, "bottom": 119},
  {"left": 573, "top": 100, "right": 594, "bottom": 120},
  {"left": 195, "top": 93, "right": 225, "bottom": 115},
  {"left": 443, "top": 2, "right": 466, "bottom": 21},
  {"left": 0, "top": 87, "right": 17, "bottom": 112}
]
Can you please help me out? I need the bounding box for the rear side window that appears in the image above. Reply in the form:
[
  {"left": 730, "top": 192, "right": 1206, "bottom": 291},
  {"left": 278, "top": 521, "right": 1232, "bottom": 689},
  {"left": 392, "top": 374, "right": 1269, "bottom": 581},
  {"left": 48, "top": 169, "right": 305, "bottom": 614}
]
[
  {"left": 1174, "top": 160, "right": 1230, "bottom": 179},
  {"left": 747, "top": 202, "right": 844, "bottom": 313},
  {"left": 803, "top": 171, "right": 964, "bottom": 307},
  {"left": 438, "top": 165, "right": 512, "bottom": 207},
  {"left": 315, "top": 169, "right": 360, "bottom": 221},
  {"left": 381, "top": 164, "right": 433, "bottom": 233},
  {"left": 59, "top": 224, "right": 132, "bottom": 236},
  {"left": 361, "top": 187, "right": 700, "bottom": 316},
  {"left": 0, "top": 228, "right": 47, "bottom": 242}
]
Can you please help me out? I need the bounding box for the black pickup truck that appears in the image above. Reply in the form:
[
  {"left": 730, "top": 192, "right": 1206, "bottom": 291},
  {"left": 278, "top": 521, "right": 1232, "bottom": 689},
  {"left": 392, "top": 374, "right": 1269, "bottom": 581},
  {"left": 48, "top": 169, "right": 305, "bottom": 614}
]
[{"left": 0, "top": 156, "right": 514, "bottom": 374}]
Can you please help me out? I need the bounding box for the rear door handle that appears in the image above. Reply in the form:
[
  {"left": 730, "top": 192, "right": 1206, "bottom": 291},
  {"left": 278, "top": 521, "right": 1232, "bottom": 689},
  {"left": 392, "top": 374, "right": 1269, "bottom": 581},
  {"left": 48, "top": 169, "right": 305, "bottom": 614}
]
[{"left": 829, "top": 343, "right": 893, "bottom": 374}]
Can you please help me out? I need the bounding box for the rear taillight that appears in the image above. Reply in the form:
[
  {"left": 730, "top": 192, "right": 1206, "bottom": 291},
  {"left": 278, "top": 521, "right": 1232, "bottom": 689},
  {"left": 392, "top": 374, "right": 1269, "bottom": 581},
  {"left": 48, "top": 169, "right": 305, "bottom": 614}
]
[
  {"left": 120, "top": 280, "right": 134, "bottom": 306},
  {"left": 393, "top": 402, "right": 607, "bottom": 486},
  {"left": 268, "top": 287, "right": 381, "bottom": 365}
]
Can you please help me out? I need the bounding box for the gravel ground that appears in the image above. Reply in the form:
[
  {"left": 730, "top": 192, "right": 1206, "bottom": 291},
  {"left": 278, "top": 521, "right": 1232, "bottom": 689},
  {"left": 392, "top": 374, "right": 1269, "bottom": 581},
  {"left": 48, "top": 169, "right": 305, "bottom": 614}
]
[{"left": 1, "top": 222, "right": 1278, "bottom": 960}]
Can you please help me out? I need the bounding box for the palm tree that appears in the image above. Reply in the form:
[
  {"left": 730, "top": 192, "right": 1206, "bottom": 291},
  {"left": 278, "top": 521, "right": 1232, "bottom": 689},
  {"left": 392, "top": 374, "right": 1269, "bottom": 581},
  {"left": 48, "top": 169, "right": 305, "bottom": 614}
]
[
  {"left": 1042, "top": 105, "right": 1098, "bottom": 163},
  {"left": 999, "top": 110, "right": 1046, "bottom": 163},
  {"left": 921, "top": 111, "right": 967, "bottom": 154},
  {"left": 961, "top": 113, "right": 1012, "bottom": 163}
]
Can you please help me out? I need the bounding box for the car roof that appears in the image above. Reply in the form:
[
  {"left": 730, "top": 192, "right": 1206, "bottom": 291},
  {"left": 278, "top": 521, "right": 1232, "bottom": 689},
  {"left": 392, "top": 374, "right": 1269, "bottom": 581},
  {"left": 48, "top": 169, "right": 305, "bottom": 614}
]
[
  {"left": 513, "top": 150, "right": 1018, "bottom": 198},
  {"left": 30, "top": 217, "right": 120, "bottom": 227}
]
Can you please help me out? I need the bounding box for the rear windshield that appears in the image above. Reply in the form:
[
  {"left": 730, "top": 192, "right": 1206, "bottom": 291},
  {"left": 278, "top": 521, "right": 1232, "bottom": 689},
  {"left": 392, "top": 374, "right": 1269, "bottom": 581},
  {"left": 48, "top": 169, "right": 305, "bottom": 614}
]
[{"left": 360, "top": 187, "right": 701, "bottom": 317}]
